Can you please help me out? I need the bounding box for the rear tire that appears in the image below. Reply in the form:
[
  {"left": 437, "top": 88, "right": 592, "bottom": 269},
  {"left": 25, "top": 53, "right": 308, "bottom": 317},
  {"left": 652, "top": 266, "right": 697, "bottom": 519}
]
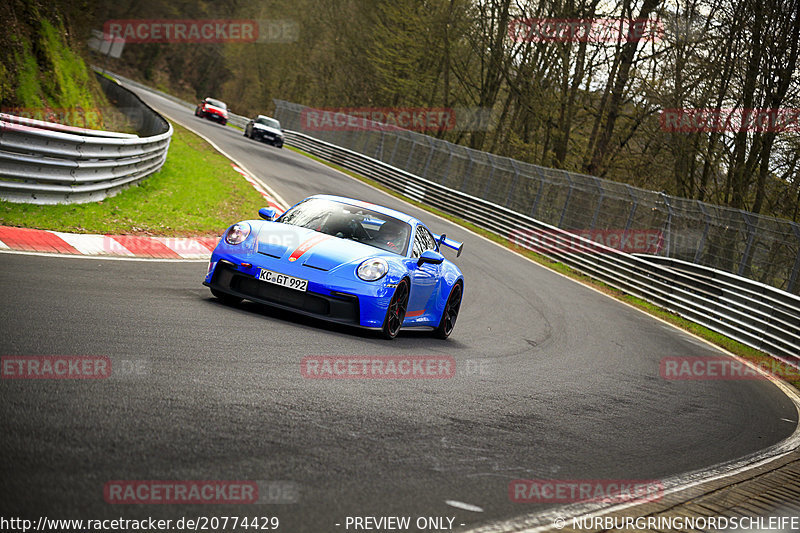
[
  {"left": 433, "top": 281, "right": 462, "bottom": 339},
  {"left": 211, "top": 288, "right": 242, "bottom": 306},
  {"left": 380, "top": 279, "right": 409, "bottom": 339}
]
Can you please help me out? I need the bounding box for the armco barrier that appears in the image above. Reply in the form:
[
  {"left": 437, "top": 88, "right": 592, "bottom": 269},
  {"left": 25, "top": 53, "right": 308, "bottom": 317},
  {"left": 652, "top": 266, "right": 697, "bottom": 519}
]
[
  {"left": 98, "top": 70, "right": 250, "bottom": 130},
  {"left": 274, "top": 101, "right": 800, "bottom": 296},
  {"left": 0, "top": 73, "right": 172, "bottom": 204},
  {"left": 283, "top": 130, "right": 800, "bottom": 365}
]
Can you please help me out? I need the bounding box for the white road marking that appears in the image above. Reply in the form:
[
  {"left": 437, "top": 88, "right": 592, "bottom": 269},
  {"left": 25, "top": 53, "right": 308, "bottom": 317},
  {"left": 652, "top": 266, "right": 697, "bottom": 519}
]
[
  {"left": 445, "top": 500, "right": 484, "bottom": 512},
  {"left": 136, "top": 98, "right": 290, "bottom": 211}
]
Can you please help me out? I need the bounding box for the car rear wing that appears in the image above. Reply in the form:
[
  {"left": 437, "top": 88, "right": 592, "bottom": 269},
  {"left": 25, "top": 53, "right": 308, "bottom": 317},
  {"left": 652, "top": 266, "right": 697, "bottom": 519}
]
[{"left": 433, "top": 234, "right": 463, "bottom": 257}]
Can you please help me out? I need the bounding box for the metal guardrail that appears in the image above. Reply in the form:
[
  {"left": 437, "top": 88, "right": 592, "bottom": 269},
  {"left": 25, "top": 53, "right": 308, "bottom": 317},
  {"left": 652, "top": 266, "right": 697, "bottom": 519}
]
[
  {"left": 274, "top": 101, "right": 800, "bottom": 296},
  {"left": 0, "top": 74, "right": 172, "bottom": 204},
  {"left": 96, "top": 70, "right": 251, "bottom": 130},
  {"left": 284, "top": 130, "right": 800, "bottom": 365},
  {"left": 227, "top": 113, "right": 249, "bottom": 130}
]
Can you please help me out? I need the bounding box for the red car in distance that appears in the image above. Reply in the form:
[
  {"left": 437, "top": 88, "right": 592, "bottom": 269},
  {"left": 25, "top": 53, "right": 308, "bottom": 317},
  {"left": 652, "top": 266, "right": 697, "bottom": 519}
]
[{"left": 195, "top": 97, "right": 228, "bottom": 125}]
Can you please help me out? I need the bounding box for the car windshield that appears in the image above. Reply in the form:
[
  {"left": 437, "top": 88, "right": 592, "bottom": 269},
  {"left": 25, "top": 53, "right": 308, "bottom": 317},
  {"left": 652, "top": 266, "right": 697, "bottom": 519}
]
[
  {"left": 277, "top": 198, "right": 411, "bottom": 255},
  {"left": 256, "top": 117, "right": 280, "bottom": 129},
  {"left": 206, "top": 98, "right": 226, "bottom": 109}
]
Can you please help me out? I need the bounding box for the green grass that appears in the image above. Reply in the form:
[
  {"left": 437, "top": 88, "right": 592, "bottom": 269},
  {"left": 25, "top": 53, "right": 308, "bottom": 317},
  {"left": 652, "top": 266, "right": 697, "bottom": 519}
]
[
  {"left": 12, "top": 19, "right": 115, "bottom": 130},
  {"left": 0, "top": 122, "right": 267, "bottom": 236},
  {"left": 287, "top": 145, "right": 800, "bottom": 390}
]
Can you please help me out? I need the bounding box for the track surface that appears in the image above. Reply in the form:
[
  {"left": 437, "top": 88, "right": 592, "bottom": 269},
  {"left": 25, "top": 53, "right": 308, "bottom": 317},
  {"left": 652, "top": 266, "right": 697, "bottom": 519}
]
[{"left": 0, "top": 86, "right": 797, "bottom": 531}]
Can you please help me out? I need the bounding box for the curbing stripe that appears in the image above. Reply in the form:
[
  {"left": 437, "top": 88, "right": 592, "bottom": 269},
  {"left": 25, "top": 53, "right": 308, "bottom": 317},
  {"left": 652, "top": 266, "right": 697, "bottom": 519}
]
[
  {"left": 230, "top": 164, "right": 284, "bottom": 212},
  {"left": 53, "top": 232, "right": 131, "bottom": 256},
  {"left": 0, "top": 226, "right": 80, "bottom": 254},
  {"left": 109, "top": 235, "right": 181, "bottom": 259},
  {"left": 157, "top": 237, "right": 215, "bottom": 259},
  {"left": 0, "top": 225, "right": 213, "bottom": 260}
]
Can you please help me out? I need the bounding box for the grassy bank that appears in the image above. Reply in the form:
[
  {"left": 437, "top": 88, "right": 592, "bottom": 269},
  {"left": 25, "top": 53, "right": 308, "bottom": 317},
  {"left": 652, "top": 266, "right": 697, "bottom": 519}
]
[
  {"left": 287, "top": 145, "right": 800, "bottom": 390},
  {"left": 0, "top": 122, "right": 267, "bottom": 236},
  {"left": 3, "top": 13, "right": 130, "bottom": 131}
]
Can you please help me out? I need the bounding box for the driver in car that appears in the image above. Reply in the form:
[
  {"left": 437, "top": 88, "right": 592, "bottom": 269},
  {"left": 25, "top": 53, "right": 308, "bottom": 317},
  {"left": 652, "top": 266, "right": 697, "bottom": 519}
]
[{"left": 377, "top": 222, "right": 406, "bottom": 252}]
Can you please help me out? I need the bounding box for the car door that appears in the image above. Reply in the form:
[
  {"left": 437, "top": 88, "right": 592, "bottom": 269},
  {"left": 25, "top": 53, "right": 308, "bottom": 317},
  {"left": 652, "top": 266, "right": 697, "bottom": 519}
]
[{"left": 406, "top": 224, "right": 441, "bottom": 321}]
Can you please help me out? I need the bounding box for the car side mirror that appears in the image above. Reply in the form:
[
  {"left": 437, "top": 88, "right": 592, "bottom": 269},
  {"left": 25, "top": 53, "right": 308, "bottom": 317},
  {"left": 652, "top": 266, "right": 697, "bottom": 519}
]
[
  {"left": 417, "top": 250, "right": 444, "bottom": 267},
  {"left": 258, "top": 207, "right": 278, "bottom": 221}
]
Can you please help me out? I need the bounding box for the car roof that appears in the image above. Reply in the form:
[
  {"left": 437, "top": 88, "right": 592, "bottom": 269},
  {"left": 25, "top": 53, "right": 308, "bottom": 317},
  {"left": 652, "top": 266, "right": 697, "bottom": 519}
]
[{"left": 308, "top": 195, "right": 421, "bottom": 226}]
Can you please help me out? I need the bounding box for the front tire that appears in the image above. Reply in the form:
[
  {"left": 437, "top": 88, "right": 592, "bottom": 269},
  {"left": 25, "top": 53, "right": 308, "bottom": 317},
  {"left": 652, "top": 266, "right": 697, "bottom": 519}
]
[
  {"left": 433, "top": 281, "right": 462, "bottom": 339},
  {"left": 380, "top": 279, "right": 409, "bottom": 339},
  {"left": 211, "top": 288, "right": 242, "bottom": 306}
]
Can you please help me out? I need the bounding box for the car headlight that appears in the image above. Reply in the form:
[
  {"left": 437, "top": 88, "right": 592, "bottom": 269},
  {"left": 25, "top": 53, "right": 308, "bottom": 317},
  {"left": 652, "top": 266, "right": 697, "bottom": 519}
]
[
  {"left": 357, "top": 258, "right": 388, "bottom": 281},
  {"left": 225, "top": 223, "right": 251, "bottom": 245}
]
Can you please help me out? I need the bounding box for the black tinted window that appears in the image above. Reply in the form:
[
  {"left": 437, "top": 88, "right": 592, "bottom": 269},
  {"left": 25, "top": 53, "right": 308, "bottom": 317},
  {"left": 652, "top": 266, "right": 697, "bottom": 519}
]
[{"left": 412, "top": 225, "right": 438, "bottom": 258}]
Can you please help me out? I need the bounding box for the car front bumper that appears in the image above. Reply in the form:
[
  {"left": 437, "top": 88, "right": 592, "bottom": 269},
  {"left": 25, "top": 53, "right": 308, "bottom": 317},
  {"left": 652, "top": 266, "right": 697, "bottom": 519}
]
[
  {"left": 252, "top": 130, "right": 283, "bottom": 145},
  {"left": 204, "top": 256, "right": 392, "bottom": 329}
]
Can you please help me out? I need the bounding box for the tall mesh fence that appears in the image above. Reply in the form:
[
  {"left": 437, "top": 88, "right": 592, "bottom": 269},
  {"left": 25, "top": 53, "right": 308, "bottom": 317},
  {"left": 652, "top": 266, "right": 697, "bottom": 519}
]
[{"left": 274, "top": 100, "right": 800, "bottom": 294}]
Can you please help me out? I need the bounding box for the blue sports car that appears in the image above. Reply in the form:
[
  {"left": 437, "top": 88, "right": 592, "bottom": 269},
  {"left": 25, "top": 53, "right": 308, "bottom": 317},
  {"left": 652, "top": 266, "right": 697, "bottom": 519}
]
[{"left": 203, "top": 195, "right": 465, "bottom": 339}]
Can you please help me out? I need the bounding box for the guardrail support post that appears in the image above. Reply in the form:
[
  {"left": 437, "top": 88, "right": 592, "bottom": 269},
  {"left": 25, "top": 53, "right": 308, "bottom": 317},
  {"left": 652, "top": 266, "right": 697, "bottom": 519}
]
[
  {"left": 558, "top": 173, "right": 573, "bottom": 228},
  {"left": 530, "top": 167, "right": 545, "bottom": 218},
  {"left": 694, "top": 200, "right": 711, "bottom": 264},
  {"left": 590, "top": 177, "right": 605, "bottom": 229},
  {"left": 505, "top": 160, "right": 521, "bottom": 207},
  {"left": 660, "top": 192, "right": 674, "bottom": 257},
  {"left": 624, "top": 185, "right": 638, "bottom": 231},
  {"left": 738, "top": 211, "right": 757, "bottom": 277}
]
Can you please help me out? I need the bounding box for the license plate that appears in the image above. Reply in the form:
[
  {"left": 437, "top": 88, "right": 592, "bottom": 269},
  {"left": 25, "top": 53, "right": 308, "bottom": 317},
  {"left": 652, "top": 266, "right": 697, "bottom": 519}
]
[{"left": 258, "top": 269, "right": 308, "bottom": 292}]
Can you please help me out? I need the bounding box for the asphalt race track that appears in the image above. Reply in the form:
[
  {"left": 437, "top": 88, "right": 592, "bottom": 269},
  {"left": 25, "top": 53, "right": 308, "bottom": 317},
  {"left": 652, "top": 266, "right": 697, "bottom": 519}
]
[{"left": 1, "top": 85, "right": 797, "bottom": 532}]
